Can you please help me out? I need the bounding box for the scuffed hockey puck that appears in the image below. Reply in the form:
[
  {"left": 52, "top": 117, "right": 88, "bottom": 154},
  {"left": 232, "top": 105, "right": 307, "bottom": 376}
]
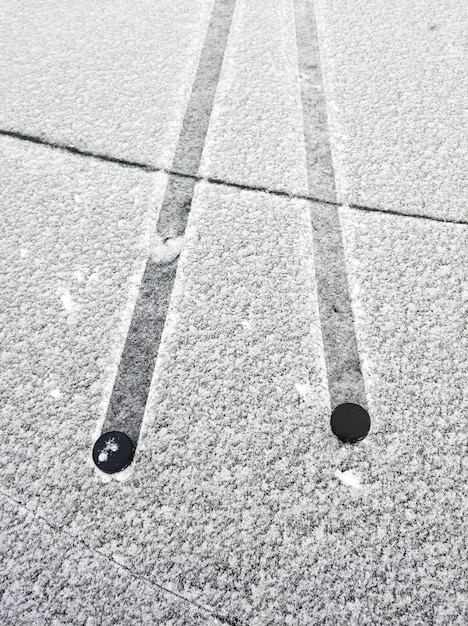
[
  {"left": 330, "top": 403, "right": 370, "bottom": 444},
  {"left": 92, "top": 431, "right": 135, "bottom": 474}
]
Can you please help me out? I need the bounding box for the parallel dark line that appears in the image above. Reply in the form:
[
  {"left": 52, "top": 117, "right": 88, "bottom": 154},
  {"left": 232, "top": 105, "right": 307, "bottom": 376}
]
[
  {"left": 295, "top": 0, "right": 368, "bottom": 410},
  {"left": 294, "top": 0, "right": 336, "bottom": 203},
  {"left": 103, "top": 0, "right": 237, "bottom": 442},
  {"left": 103, "top": 177, "right": 196, "bottom": 440},
  {"left": 1, "top": 128, "right": 466, "bottom": 227}
]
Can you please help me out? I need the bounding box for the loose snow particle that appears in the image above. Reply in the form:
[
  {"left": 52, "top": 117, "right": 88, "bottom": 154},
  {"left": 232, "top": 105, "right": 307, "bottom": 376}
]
[
  {"left": 335, "top": 469, "right": 362, "bottom": 489},
  {"left": 50, "top": 388, "right": 62, "bottom": 399},
  {"left": 151, "top": 236, "right": 184, "bottom": 264},
  {"left": 19, "top": 248, "right": 30, "bottom": 258},
  {"left": 73, "top": 270, "right": 84, "bottom": 282},
  {"left": 295, "top": 382, "right": 314, "bottom": 406},
  {"left": 107, "top": 440, "right": 119, "bottom": 453},
  {"left": 74, "top": 194, "right": 82, "bottom": 204},
  {"left": 60, "top": 290, "right": 78, "bottom": 313}
]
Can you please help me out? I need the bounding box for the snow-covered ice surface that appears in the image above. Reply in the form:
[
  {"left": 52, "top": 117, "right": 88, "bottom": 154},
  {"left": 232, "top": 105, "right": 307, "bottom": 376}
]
[
  {"left": 0, "top": 495, "right": 222, "bottom": 625},
  {"left": 314, "top": 0, "right": 467, "bottom": 220},
  {"left": 0, "top": 0, "right": 214, "bottom": 168},
  {"left": 2, "top": 165, "right": 466, "bottom": 622},
  {"left": 138, "top": 186, "right": 467, "bottom": 624},
  {"left": 0, "top": 137, "right": 206, "bottom": 621},
  {"left": 294, "top": 0, "right": 336, "bottom": 202},
  {"left": 1, "top": 0, "right": 467, "bottom": 623},
  {"left": 199, "top": 0, "right": 311, "bottom": 195}
]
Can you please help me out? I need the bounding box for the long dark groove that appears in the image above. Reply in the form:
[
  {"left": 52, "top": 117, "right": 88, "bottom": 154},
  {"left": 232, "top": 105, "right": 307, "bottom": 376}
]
[
  {"left": 103, "top": 0, "right": 237, "bottom": 441},
  {"left": 294, "top": 0, "right": 368, "bottom": 410},
  {"left": 294, "top": 0, "right": 336, "bottom": 203}
]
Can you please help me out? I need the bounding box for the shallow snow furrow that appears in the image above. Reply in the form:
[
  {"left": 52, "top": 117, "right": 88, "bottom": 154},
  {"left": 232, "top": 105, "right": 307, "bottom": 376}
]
[
  {"left": 294, "top": 0, "right": 368, "bottom": 410},
  {"left": 103, "top": 0, "right": 236, "bottom": 443}
]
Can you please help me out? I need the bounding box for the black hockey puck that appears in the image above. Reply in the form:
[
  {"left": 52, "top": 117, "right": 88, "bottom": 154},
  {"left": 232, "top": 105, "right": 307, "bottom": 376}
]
[
  {"left": 92, "top": 431, "right": 135, "bottom": 474},
  {"left": 330, "top": 403, "right": 370, "bottom": 444}
]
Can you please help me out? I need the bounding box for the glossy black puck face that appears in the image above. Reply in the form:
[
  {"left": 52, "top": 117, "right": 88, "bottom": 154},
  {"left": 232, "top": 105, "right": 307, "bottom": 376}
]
[
  {"left": 92, "top": 431, "right": 135, "bottom": 474},
  {"left": 331, "top": 403, "right": 370, "bottom": 444}
]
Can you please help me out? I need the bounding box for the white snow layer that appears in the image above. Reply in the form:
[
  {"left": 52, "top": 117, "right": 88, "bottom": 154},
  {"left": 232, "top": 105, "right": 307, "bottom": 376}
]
[
  {"left": 335, "top": 469, "right": 362, "bottom": 489},
  {"left": 0, "top": 0, "right": 215, "bottom": 168},
  {"left": 0, "top": 0, "right": 467, "bottom": 622},
  {"left": 200, "top": 0, "right": 310, "bottom": 195},
  {"left": 314, "top": 0, "right": 467, "bottom": 220}
]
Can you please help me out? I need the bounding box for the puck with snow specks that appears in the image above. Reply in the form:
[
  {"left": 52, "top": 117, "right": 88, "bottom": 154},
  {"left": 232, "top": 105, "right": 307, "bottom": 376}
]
[
  {"left": 92, "top": 431, "right": 135, "bottom": 474},
  {"left": 331, "top": 403, "right": 370, "bottom": 444}
]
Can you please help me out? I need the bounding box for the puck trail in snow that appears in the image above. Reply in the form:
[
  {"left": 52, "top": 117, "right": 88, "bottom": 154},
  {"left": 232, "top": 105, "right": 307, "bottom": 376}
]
[
  {"left": 103, "top": 0, "right": 237, "bottom": 442},
  {"left": 294, "top": 0, "right": 368, "bottom": 410}
]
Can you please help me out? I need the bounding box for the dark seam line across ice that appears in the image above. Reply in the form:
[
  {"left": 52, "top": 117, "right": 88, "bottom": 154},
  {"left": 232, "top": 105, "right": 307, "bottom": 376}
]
[
  {"left": 0, "top": 129, "right": 156, "bottom": 171},
  {"left": 102, "top": 0, "right": 237, "bottom": 444},
  {"left": 295, "top": 0, "right": 368, "bottom": 410},
  {"left": 1, "top": 128, "right": 466, "bottom": 227}
]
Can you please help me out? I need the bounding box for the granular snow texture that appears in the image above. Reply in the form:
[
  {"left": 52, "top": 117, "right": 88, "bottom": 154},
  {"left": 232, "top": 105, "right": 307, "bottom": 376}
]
[
  {"left": 0, "top": 495, "right": 223, "bottom": 625},
  {"left": 2, "top": 167, "right": 466, "bottom": 622},
  {"left": 0, "top": 0, "right": 214, "bottom": 168},
  {"left": 199, "top": 0, "right": 311, "bottom": 196},
  {"left": 314, "top": 0, "right": 467, "bottom": 221},
  {"left": 0, "top": 0, "right": 467, "bottom": 623}
]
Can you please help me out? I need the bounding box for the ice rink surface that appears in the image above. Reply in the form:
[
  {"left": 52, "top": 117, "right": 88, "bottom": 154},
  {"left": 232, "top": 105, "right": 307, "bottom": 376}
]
[{"left": 0, "top": 0, "right": 466, "bottom": 624}]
